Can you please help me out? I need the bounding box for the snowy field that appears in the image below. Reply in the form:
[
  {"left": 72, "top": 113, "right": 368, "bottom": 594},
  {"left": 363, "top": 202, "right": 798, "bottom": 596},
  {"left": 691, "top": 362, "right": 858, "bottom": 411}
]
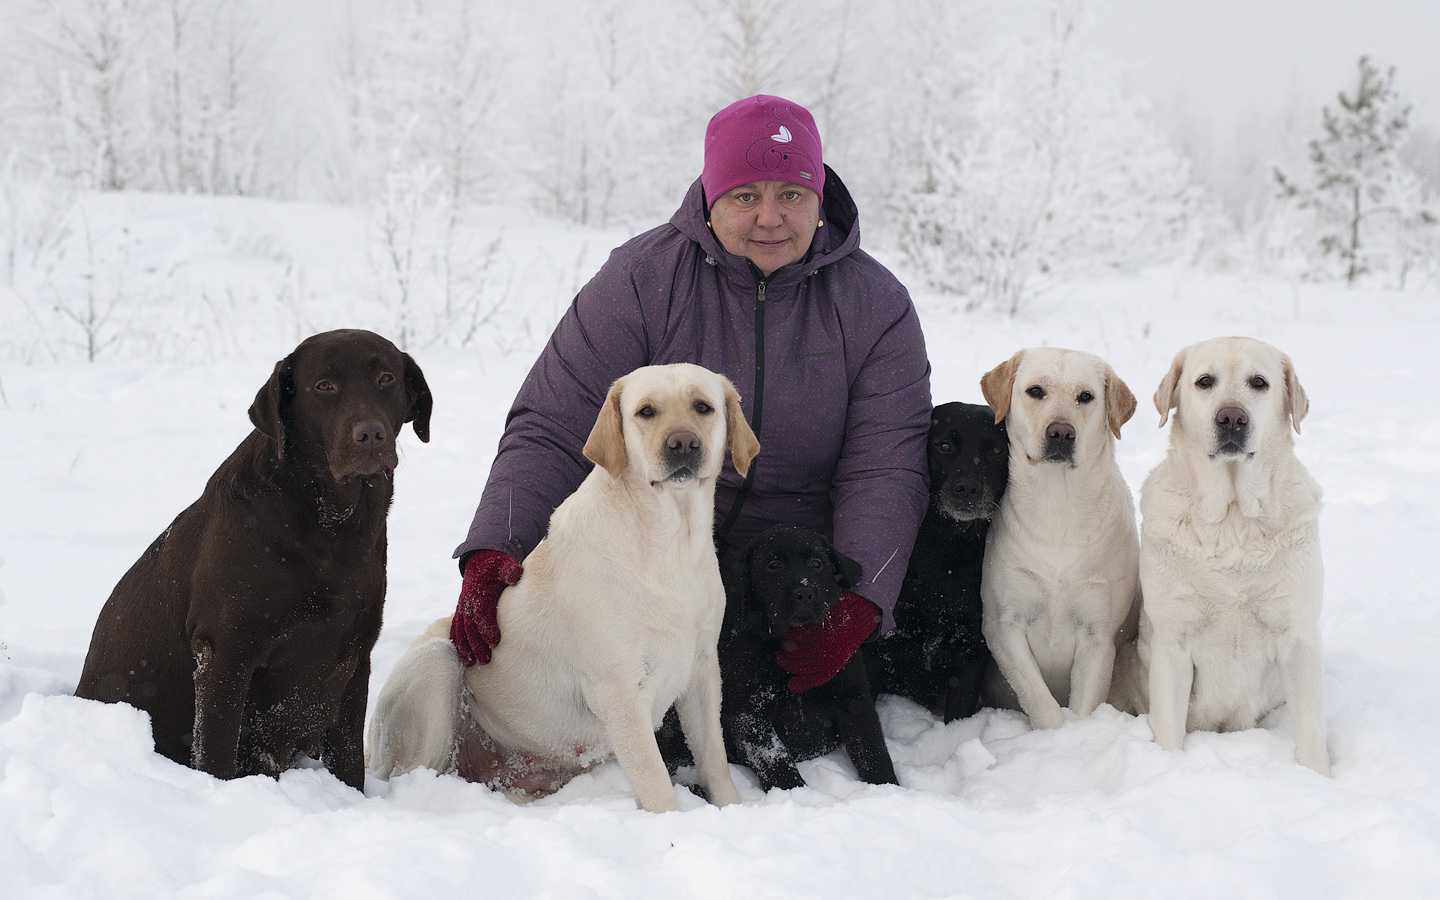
[{"left": 2, "top": 196, "right": 1439, "bottom": 898}]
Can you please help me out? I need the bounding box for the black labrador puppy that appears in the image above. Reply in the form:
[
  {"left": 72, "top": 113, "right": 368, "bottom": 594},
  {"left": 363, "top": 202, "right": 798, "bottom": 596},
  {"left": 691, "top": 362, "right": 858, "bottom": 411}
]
[
  {"left": 75, "top": 329, "right": 431, "bottom": 790},
  {"left": 866, "top": 401, "right": 1008, "bottom": 722},
  {"left": 660, "top": 525, "right": 898, "bottom": 791}
]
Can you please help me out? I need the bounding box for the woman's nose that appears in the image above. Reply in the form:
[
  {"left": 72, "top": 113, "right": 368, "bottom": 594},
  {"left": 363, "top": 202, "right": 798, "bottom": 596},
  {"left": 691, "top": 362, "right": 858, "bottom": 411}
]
[{"left": 755, "top": 196, "right": 783, "bottom": 227}]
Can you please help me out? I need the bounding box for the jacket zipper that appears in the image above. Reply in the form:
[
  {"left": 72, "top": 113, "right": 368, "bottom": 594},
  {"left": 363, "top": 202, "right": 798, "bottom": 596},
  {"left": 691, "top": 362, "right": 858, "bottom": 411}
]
[{"left": 716, "top": 279, "right": 765, "bottom": 545}]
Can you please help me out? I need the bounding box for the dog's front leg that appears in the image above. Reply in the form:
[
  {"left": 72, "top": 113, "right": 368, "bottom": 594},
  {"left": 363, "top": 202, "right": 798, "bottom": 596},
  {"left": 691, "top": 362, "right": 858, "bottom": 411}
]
[
  {"left": 189, "top": 635, "right": 255, "bottom": 780},
  {"left": 676, "top": 654, "right": 741, "bottom": 806},
  {"left": 1282, "top": 635, "right": 1330, "bottom": 776},
  {"left": 1067, "top": 630, "right": 1118, "bottom": 717},
  {"left": 586, "top": 680, "right": 679, "bottom": 812},
  {"left": 828, "top": 658, "right": 898, "bottom": 786},
  {"left": 322, "top": 655, "right": 370, "bottom": 791},
  {"left": 985, "top": 620, "right": 1063, "bottom": 729},
  {"left": 1147, "top": 630, "right": 1193, "bottom": 752}
]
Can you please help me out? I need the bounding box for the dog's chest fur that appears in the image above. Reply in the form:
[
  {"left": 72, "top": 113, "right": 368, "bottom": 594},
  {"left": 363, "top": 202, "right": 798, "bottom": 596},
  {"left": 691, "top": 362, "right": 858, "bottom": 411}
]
[{"left": 1140, "top": 455, "right": 1323, "bottom": 730}]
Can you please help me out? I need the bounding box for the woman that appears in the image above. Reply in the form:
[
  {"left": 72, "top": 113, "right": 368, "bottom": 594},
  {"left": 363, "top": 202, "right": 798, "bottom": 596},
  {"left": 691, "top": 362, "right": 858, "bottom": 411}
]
[{"left": 450, "top": 95, "right": 931, "bottom": 694}]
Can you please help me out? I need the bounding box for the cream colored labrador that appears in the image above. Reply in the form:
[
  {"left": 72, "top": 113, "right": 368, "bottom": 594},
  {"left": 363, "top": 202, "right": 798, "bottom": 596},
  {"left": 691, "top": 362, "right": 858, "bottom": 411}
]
[
  {"left": 366, "top": 363, "right": 758, "bottom": 811},
  {"left": 978, "top": 348, "right": 1139, "bottom": 729},
  {"left": 1117, "top": 337, "right": 1329, "bottom": 775}
]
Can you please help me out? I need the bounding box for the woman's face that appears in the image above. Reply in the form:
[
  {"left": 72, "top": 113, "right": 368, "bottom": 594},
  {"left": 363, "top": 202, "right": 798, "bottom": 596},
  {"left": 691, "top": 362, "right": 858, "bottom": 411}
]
[{"left": 708, "top": 181, "right": 821, "bottom": 277}]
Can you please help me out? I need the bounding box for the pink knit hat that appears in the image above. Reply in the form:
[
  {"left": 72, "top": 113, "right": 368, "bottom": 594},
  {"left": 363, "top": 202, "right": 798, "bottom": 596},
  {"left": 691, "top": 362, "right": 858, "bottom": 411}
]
[{"left": 702, "top": 95, "right": 825, "bottom": 209}]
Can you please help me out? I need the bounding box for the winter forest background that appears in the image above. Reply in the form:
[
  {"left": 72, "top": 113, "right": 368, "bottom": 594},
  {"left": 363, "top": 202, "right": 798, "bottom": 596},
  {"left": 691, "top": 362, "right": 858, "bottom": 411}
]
[{"left": 0, "top": 0, "right": 1437, "bottom": 364}]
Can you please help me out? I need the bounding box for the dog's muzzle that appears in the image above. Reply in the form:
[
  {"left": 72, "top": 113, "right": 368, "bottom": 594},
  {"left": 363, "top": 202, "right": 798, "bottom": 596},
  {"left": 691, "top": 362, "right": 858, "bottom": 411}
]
[
  {"left": 1042, "top": 421, "right": 1076, "bottom": 463},
  {"left": 332, "top": 419, "right": 398, "bottom": 479},
  {"left": 1211, "top": 405, "right": 1250, "bottom": 457},
  {"left": 656, "top": 430, "right": 703, "bottom": 484},
  {"left": 936, "top": 480, "right": 997, "bottom": 522}
]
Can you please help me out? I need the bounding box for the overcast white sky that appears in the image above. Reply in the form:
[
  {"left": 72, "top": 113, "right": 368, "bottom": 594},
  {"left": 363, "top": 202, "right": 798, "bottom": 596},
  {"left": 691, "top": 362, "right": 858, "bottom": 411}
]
[{"left": 1091, "top": 0, "right": 1440, "bottom": 130}]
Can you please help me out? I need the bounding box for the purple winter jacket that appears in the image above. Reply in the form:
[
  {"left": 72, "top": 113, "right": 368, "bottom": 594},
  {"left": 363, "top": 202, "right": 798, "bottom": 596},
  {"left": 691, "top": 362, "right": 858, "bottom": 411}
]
[{"left": 454, "top": 167, "right": 931, "bottom": 632}]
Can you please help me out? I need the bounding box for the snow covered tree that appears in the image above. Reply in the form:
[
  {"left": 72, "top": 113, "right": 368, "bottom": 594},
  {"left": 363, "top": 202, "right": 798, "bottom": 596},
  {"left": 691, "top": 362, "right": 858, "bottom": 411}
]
[
  {"left": 20, "top": 0, "right": 158, "bottom": 191},
  {"left": 895, "top": 3, "right": 1203, "bottom": 315},
  {"left": 1274, "top": 56, "right": 1438, "bottom": 286}
]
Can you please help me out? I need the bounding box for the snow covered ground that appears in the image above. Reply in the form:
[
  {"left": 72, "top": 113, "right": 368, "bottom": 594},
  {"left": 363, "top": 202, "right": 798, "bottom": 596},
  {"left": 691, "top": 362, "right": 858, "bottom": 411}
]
[{"left": 2, "top": 195, "right": 1439, "bottom": 898}]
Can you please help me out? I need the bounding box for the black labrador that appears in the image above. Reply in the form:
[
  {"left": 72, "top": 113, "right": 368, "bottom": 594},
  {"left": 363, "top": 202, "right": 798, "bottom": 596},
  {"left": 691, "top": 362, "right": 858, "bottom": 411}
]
[
  {"left": 866, "top": 401, "right": 1008, "bottom": 722},
  {"left": 75, "top": 329, "right": 431, "bottom": 790},
  {"left": 660, "top": 525, "right": 898, "bottom": 791}
]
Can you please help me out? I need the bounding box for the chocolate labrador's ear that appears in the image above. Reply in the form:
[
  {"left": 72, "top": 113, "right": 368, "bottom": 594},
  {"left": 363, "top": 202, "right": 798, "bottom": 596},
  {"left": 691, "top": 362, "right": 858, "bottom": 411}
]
[
  {"left": 830, "top": 546, "right": 864, "bottom": 592},
  {"left": 248, "top": 355, "right": 295, "bottom": 462},
  {"left": 402, "top": 352, "right": 433, "bottom": 443}
]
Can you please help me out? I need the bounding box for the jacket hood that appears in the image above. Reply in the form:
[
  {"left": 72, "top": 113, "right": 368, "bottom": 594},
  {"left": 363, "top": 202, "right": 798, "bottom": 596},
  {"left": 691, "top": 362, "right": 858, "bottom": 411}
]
[{"left": 670, "top": 164, "right": 862, "bottom": 287}]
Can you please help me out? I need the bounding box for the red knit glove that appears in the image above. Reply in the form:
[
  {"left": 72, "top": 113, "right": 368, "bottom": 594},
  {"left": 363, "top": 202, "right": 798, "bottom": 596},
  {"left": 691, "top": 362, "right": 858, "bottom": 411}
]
[
  {"left": 450, "top": 550, "right": 524, "bottom": 666},
  {"left": 775, "top": 591, "right": 881, "bottom": 694}
]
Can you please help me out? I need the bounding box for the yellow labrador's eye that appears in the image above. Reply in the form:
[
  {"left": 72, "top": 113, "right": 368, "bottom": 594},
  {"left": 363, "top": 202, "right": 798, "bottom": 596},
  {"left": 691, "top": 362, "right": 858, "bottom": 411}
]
[
  {"left": 693, "top": 400, "right": 714, "bottom": 415},
  {"left": 315, "top": 380, "right": 337, "bottom": 393},
  {"left": 637, "top": 404, "right": 656, "bottom": 419},
  {"left": 1195, "top": 374, "right": 1216, "bottom": 390},
  {"left": 1077, "top": 391, "right": 1095, "bottom": 404},
  {"left": 1025, "top": 386, "right": 1046, "bottom": 400},
  {"left": 378, "top": 372, "right": 396, "bottom": 387},
  {"left": 1249, "top": 375, "right": 1270, "bottom": 391}
]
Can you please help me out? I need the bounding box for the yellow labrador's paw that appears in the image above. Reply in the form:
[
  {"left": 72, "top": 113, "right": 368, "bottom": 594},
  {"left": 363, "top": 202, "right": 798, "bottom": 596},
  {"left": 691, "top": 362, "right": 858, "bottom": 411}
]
[{"left": 1297, "top": 749, "right": 1331, "bottom": 777}]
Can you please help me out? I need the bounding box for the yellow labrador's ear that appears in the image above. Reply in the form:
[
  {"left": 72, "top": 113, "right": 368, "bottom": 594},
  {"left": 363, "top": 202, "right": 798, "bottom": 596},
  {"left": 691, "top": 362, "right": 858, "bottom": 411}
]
[
  {"left": 1283, "top": 354, "right": 1309, "bottom": 434},
  {"left": 1154, "top": 350, "right": 1186, "bottom": 427},
  {"left": 1105, "top": 365, "right": 1137, "bottom": 440},
  {"left": 723, "top": 379, "right": 760, "bottom": 477},
  {"left": 583, "top": 379, "right": 628, "bottom": 477},
  {"left": 248, "top": 354, "right": 295, "bottom": 462},
  {"left": 979, "top": 352, "right": 1023, "bottom": 424}
]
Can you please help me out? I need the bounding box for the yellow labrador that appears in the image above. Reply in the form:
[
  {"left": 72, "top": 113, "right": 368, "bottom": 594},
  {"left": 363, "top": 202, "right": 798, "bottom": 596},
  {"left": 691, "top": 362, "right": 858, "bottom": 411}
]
[
  {"left": 367, "top": 363, "right": 758, "bottom": 811},
  {"left": 1118, "top": 337, "right": 1329, "bottom": 775},
  {"left": 978, "top": 348, "right": 1139, "bottom": 729}
]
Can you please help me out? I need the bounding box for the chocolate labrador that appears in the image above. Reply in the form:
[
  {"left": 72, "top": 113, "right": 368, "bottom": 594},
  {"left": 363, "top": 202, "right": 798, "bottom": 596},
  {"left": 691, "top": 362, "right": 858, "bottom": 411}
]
[{"left": 75, "top": 329, "right": 431, "bottom": 789}]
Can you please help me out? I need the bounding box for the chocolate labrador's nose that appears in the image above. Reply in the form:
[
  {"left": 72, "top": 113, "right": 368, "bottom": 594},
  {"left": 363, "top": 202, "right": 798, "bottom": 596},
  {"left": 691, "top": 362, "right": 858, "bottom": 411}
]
[{"left": 352, "top": 420, "right": 389, "bottom": 447}]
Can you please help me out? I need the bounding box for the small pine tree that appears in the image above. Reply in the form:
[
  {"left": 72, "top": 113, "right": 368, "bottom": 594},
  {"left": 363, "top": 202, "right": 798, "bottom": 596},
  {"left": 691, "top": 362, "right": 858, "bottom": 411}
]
[{"left": 1275, "top": 56, "right": 1438, "bottom": 286}]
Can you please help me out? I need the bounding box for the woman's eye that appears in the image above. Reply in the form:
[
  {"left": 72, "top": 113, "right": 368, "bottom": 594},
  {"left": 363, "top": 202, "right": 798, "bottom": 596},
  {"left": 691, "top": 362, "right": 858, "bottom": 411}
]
[
  {"left": 1077, "top": 391, "right": 1094, "bottom": 404},
  {"left": 1195, "top": 375, "right": 1216, "bottom": 390},
  {"left": 782, "top": 191, "right": 801, "bottom": 202},
  {"left": 807, "top": 558, "right": 823, "bottom": 570},
  {"left": 637, "top": 405, "right": 656, "bottom": 418},
  {"left": 315, "top": 380, "right": 337, "bottom": 393},
  {"left": 735, "top": 192, "right": 756, "bottom": 204},
  {"left": 378, "top": 372, "right": 396, "bottom": 387},
  {"left": 1249, "top": 375, "right": 1270, "bottom": 391},
  {"left": 693, "top": 400, "right": 713, "bottom": 415},
  {"left": 1026, "top": 386, "right": 1045, "bottom": 400}
]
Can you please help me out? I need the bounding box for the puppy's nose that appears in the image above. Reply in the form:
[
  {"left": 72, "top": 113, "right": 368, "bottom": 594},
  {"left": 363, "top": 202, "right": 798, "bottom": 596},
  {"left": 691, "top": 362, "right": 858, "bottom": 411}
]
[
  {"left": 666, "top": 431, "right": 701, "bottom": 454},
  {"left": 790, "top": 585, "right": 817, "bottom": 605},
  {"left": 1046, "top": 421, "right": 1076, "bottom": 443},
  {"left": 352, "top": 420, "right": 389, "bottom": 446},
  {"left": 1215, "top": 406, "right": 1249, "bottom": 429}
]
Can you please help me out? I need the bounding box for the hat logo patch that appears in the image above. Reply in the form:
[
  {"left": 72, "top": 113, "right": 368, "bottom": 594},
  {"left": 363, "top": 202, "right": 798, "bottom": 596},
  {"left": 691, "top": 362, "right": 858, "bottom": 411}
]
[{"left": 770, "top": 125, "right": 793, "bottom": 144}]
